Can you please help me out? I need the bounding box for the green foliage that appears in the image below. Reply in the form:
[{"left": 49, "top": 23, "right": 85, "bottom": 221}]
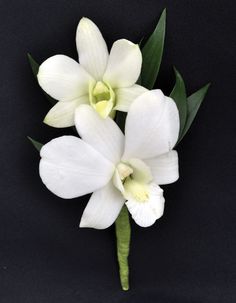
[
  {"left": 27, "top": 136, "right": 43, "bottom": 152},
  {"left": 179, "top": 83, "right": 211, "bottom": 143},
  {"left": 27, "top": 53, "right": 57, "bottom": 105},
  {"left": 27, "top": 53, "right": 39, "bottom": 78},
  {"left": 170, "top": 67, "right": 188, "bottom": 140},
  {"left": 170, "top": 68, "right": 210, "bottom": 144},
  {"left": 141, "top": 9, "right": 166, "bottom": 89}
]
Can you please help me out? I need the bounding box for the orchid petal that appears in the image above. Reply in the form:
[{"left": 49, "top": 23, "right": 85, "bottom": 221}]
[
  {"left": 114, "top": 84, "right": 148, "bottom": 112},
  {"left": 126, "top": 183, "right": 165, "bottom": 227},
  {"left": 103, "top": 39, "right": 142, "bottom": 88},
  {"left": 80, "top": 182, "right": 125, "bottom": 229},
  {"left": 145, "top": 151, "right": 179, "bottom": 185},
  {"left": 75, "top": 105, "right": 124, "bottom": 164},
  {"left": 44, "top": 96, "right": 89, "bottom": 128},
  {"left": 38, "top": 55, "right": 94, "bottom": 101},
  {"left": 76, "top": 17, "right": 109, "bottom": 80},
  {"left": 123, "top": 90, "right": 179, "bottom": 160},
  {"left": 39, "top": 136, "right": 114, "bottom": 199}
]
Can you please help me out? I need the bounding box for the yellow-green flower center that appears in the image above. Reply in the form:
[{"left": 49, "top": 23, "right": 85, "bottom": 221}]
[
  {"left": 124, "top": 178, "right": 150, "bottom": 202},
  {"left": 115, "top": 161, "right": 151, "bottom": 203},
  {"left": 89, "top": 81, "right": 115, "bottom": 118}
]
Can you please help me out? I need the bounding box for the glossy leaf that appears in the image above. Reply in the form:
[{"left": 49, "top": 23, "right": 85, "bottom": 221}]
[
  {"left": 141, "top": 8, "right": 166, "bottom": 89},
  {"left": 27, "top": 53, "right": 57, "bottom": 105},
  {"left": 27, "top": 136, "right": 43, "bottom": 152},
  {"left": 115, "top": 206, "right": 131, "bottom": 291},
  {"left": 170, "top": 67, "right": 187, "bottom": 140},
  {"left": 178, "top": 83, "right": 211, "bottom": 143}
]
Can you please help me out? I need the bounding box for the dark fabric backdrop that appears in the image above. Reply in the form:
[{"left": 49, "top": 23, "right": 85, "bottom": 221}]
[{"left": 0, "top": 1, "right": 235, "bottom": 302}]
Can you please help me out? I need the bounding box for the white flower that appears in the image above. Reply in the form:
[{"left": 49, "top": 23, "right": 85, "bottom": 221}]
[
  {"left": 37, "top": 17, "right": 146, "bottom": 127},
  {"left": 39, "top": 90, "right": 180, "bottom": 228}
]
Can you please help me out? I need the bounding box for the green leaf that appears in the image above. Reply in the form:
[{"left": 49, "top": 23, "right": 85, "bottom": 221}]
[
  {"left": 178, "top": 83, "right": 211, "bottom": 143},
  {"left": 115, "top": 206, "right": 131, "bottom": 291},
  {"left": 27, "top": 53, "right": 39, "bottom": 78},
  {"left": 27, "top": 136, "right": 43, "bottom": 152},
  {"left": 27, "top": 53, "right": 57, "bottom": 105},
  {"left": 141, "top": 8, "right": 166, "bottom": 89},
  {"left": 170, "top": 67, "right": 188, "bottom": 140},
  {"left": 136, "top": 38, "right": 144, "bottom": 85}
]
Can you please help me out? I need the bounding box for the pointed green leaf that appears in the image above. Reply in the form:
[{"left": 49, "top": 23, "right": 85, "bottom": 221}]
[
  {"left": 141, "top": 8, "right": 166, "bottom": 89},
  {"left": 170, "top": 67, "right": 188, "bottom": 140},
  {"left": 27, "top": 136, "right": 43, "bottom": 152},
  {"left": 27, "top": 53, "right": 39, "bottom": 78},
  {"left": 115, "top": 206, "right": 131, "bottom": 291},
  {"left": 136, "top": 38, "right": 144, "bottom": 85},
  {"left": 178, "top": 83, "right": 210, "bottom": 143},
  {"left": 27, "top": 53, "right": 57, "bottom": 105}
]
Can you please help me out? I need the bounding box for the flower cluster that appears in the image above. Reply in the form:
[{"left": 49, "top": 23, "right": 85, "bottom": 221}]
[
  {"left": 29, "top": 13, "right": 209, "bottom": 290},
  {"left": 37, "top": 18, "right": 179, "bottom": 228}
]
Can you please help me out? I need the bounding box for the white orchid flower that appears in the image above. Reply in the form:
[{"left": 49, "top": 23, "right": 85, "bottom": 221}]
[
  {"left": 39, "top": 90, "right": 180, "bottom": 228},
  {"left": 37, "top": 17, "right": 146, "bottom": 127}
]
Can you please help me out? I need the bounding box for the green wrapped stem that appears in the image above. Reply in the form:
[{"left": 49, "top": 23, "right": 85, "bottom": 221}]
[{"left": 115, "top": 206, "right": 131, "bottom": 291}]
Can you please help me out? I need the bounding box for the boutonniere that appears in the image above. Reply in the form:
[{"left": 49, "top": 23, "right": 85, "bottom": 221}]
[{"left": 28, "top": 9, "right": 210, "bottom": 290}]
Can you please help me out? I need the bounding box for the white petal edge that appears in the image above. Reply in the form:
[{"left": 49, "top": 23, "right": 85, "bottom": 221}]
[
  {"left": 122, "top": 90, "right": 180, "bottom": 160},
  {"left": 145, "top": 151, "right": 179, "bottom": 185},
  {"left": 44, "top": 96, "right": 89, "bottom": 128},
  {"left": 75, "top": 105, "right": 124, "bottom": 164},
  {"left": 103, "top": 39, "right": 142, "bottom": 88},
  {"left": 112, "top": 169, "right": 125, "bottom": 193},
  {"left": 38, "top": 55, "right": 95, "bottom": 101},
  {"left": 39, "top": 136, "right": 114, "bottom": 199},
  {"left": 76, "top": 17, "right": 109, "bottom": 80},
  {"left": 114, "top": 84, "right": 148, "bottom": 112},
  {"left": 80, "top": 182, "right": 125, "bottom": 229},
  {"left": 126, "top": 183, "right": 165, "bottom": 227}
]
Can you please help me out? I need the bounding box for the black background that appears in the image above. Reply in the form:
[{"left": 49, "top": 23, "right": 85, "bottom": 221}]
[{"left": 1, "top": 1, "right": 236, "bottom": 302}]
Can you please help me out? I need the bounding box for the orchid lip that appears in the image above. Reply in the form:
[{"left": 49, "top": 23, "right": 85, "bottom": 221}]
[
  {"left": 113, "top": 159, "right": 154, "bottom": 203},
  {"left": 89, "top": 81, "right": 116, "bottom": 118}
]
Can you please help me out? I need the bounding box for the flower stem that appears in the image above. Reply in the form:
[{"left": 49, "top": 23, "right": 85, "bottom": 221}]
[{"left": 115, "top": 205, "right": 131, "bottom": 291}]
